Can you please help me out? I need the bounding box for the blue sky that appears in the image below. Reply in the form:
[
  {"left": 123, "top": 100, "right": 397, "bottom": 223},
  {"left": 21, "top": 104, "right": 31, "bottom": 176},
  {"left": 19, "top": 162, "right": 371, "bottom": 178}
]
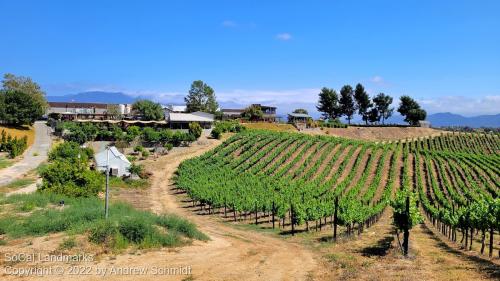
[{"left": 1, "top": 0, "right": 499, "bottom": 116}]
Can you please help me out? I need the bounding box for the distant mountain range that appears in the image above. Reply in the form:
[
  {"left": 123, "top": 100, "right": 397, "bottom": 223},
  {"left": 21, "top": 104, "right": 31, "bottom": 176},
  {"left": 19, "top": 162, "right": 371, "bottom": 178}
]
[
  {"left": 47, "top": 91, "right": 137, "bottom": 104},
  {"left": 427, "top": 112, "right": 500, "bottom": 128},
  {"left": 47, "top": 91, "right": 500, "bottom": 128}
]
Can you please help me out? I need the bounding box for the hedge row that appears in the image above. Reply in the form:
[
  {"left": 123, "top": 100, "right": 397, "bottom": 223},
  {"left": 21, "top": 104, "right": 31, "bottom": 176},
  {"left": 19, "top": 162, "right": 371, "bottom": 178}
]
[{"left": 0, "top": 130, "right": 29, "bottom": 158}]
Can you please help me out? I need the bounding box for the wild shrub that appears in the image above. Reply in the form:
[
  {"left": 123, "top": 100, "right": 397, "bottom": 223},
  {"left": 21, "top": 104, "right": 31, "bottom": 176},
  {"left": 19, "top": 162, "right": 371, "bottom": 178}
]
[
  {"left": 59, "top": 237, "right": 77, "bottom": 250},
  {"left": 0, "top": 130, "right": 28, "bottom": 158},
  {"left": 118, "top": 218, "right": 150, "bottom": 243},
  {"left": 188, "top": 122, "right": 203, "bottom": 139},
  {"left": 89, "top": 220, "right": 117, "bottom": 244}
]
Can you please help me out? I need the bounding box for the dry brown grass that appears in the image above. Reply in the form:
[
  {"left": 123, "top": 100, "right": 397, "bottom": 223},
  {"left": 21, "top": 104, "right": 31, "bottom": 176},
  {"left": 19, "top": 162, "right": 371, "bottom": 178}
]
[
  {"left": 0, "top": 125, "right": 36, "bottom": 147},
  {"left": 304, "top": 126, "right": 445, "bottom": 141},
  {"left": 242, "top": 122, "right": 297, "bottom": 132}
]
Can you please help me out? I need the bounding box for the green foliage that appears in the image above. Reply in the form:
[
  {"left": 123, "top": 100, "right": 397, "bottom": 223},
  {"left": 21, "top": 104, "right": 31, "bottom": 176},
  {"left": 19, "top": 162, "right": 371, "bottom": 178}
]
[
  {"left": 317, "top": 119, "right": 347, "bottom": 128},
  {"left": 57, "top": 122, "right": 197, "bottom": 148},
  {"left": 185, "top": 80, "right": 218, "bottom": 114},
  {"left": 39, "top": 161, "right": 104, "bottom": 197},
  {"left": 391, "top": 189, "right": 423, "bottom": 231},
  {"left": 0, "top": 130, "right": 28, "bottom": 158},
  {"left": 48, "top": 141, "right": 93, "bottom": 162},
  {"left": 373, "top": 93, "right": 394, "bottom": 124},
  {"left": 398, "top": 95, "right": 427, "bottom": 125},
  {"left": 142, "top": 127, "right": 161, "bottom": 142},
  {"left": 59, "top": 237, "right": 77, "bottom": 250},
  {"left": 128, "top": 163, "right": 144, "bottom": 176},
  {"left": 132, "top": 100, "right": 164, "bottom": 121},
  {"left": 89, "top": 220, "right": 117, "bottom": 244},
  {"left": 339, "top": 85, "right": 355, "bottom": 124},
  {"left": 211, "top": 120, "right": 246, "bottom": 139},
  {"left": 0, "top": 90, "right": 45, "bottom": 126},
  {"left": 354, "top": 83, "right": 372, "bottom": 124},
  {"left": 243, "top": 105, "right": 264, "bottom": 121},
  {"left": 118, "top": 218, "right": 150, "bottom": 243},
  {"left": 164, "top": 143, "right": 173, "bottom": 151},
  {"left": 188, "top": 122, "right": 203, "bottom": 139},
  {"left": 292, "top": 108, "right": 308, "bottom": 114},
  {"left": 41, "top": 143, "right": 102, "bottom": 197},
  {"left": 0, "top": 193, "right": 206, "bottom": 250},
  {"left": 316, "top": 87, "right": 341, "bottom": 120},
  {"left": 0, "top": 73, "right": 47, "bottom": 125},
  {"left": 211, "top": 127, "right": 222, "bottom": 139}
]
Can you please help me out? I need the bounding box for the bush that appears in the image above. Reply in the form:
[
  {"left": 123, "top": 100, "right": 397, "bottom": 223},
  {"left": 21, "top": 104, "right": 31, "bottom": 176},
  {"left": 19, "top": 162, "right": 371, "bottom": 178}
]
[
  {"left": 59, "top": 237, "right": 77, "bottom": 250},
  {"left": 49, "top": 141, "right": 93, "bottom": 162},
  {"left": 211, "top": 121, "right": 246, "bottom": 139},
  {"left": 39, "top": 161, "right": 104, "bottom": 197},
  {"left": 211, "top": 127, "right": 222, "bottom": 139},
  {"left": 164, "top": 143, "right": 173, "bottom": 151},
  {"left": 89, "top": 221, "right": 117, "bottom": 244},
  {"left": 134, "top": 145, "right": 144, "bottom": 153},
  {"left": 118, "top": 218, "right": 150, "bottom": 243},
  {"left": 128, "top": 163, "right": 144, "bottom": 176},
  {"left": 0, "top": 130, "right": 28, "bottom": 158},
  {"left": 142, "top": 127, "right": 160, "bottom": 143},
  {"left": 188, "top": 122, "right": 203, "bottom": 139}
]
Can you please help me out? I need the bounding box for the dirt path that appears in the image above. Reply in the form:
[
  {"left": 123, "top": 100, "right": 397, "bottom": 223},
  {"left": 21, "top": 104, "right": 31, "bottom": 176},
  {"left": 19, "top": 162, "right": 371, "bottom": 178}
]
[
  {"left": 0, "top": 121, "right": 51, "bottom": 186},
  {"left": 313, "top": 209, "right": 498, "bottom": 281},
  {"left": 36, "top": 136, "right": 316, "bottom": 281}
]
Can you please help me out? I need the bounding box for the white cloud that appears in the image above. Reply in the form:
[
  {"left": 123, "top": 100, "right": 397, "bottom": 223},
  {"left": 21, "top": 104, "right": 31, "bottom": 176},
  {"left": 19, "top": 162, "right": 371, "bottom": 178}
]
[
  {"left": 417, "top": 95, "right": 500, "bottom": 116},
  {"left": 221, "top": 20, "right": 237, "bottom": 28},
  {"left": 276, "top": 33, "right": 292, "bottom": 41},
  {"left": 370, "top": 76, "right": 384, "bottom": 84}
]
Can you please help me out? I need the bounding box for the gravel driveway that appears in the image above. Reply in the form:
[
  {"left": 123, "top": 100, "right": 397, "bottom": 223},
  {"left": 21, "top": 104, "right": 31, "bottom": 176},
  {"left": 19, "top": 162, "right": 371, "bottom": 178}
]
[{"left": 0, "top": 121, "right": 52, "bottom": 187}]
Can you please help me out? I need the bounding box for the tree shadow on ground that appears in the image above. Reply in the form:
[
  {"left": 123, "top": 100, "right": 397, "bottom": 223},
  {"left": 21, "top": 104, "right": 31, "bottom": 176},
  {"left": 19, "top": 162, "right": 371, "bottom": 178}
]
[
  {"left": 357, "top": 235, "right": 394, "bottom": 257},
  {"left": 421, "top": 224, "right": 500, "bottom": 279}
]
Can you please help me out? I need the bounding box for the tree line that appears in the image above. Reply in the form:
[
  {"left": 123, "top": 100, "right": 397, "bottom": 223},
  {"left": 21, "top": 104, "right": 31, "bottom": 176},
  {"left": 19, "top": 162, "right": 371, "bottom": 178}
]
[
  {"left": 317, "top": 83, "right": 427, "bottom": 125},
  {"left": 131, "top": 80, "right": 219, "bottom": 121}
]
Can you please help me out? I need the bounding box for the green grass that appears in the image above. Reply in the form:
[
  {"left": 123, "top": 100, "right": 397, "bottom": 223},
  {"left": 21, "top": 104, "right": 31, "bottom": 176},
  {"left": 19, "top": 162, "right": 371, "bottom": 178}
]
[
  {"left": 2, "top": 178, "right": 35, "bottom": 190},
  {"left": 0, "top": 192, "right": 207, "bottom": 250},
  {"left": 59, "top": 236, "right": 77, "bottom": 250},
  {"left": 109, "top": 177, "right": 149, "bottom": 189},
  {"left": 0, "top": 156, "right": 13, "bottom": 169}
]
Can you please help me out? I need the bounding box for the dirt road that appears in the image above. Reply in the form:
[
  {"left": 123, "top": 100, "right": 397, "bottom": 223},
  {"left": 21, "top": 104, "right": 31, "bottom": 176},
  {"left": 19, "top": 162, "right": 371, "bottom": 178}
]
[
  {"left": 22, "top": 136, "right": 316, "bottom": 281},
  {"left": 0, "top": 121, "right": 51, "bottom": 186}
]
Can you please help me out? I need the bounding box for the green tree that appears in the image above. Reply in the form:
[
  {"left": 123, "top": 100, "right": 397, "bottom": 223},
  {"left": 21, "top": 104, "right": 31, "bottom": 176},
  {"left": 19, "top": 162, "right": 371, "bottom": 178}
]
[
  {"left": 185, "top": 80, "right": 219, "bottom": 113},
  {"left": 373, "top": 93, "right": 394, "bottom": 124},
  {"left": 1, "top": 90, "right": 45, "bottom": 125},
  {"left": 132, "top": 100, "right": 164, "bottom": 121},
  {"left": 339, "top": 85, "right": 355, "bottom": 124},
  {"left": 397, "top": 95, "right": 427, "bottom": 125},
  {"left": 0, "top": 93, "right": 5, "bottom": 121},
  {"left": 354, "top": 83, "right": 372, "bottom": 125},
  {"left": 292, "top": 108, "right": 308, "bottom": 114},
  {"left": 243, "top": 105, "right": 264, "bottom": 121},
  {"left": 316, "top": 87, "right": 341, "bottom": 120},
  {"left": 367, "top": 107, "right": 380, "bottom": 124},
  {"left": 2, "top": 73, "right": 48, "bottom": 112}
]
